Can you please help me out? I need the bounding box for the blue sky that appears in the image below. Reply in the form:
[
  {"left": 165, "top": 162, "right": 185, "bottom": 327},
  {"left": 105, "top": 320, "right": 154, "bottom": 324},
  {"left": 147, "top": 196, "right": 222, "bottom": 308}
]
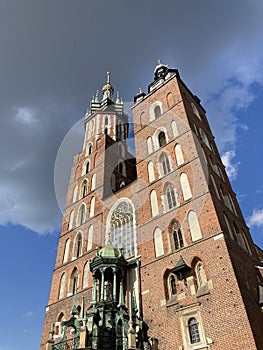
[{"left": 0, "top": 1, "right": 263, "bottom": 349}]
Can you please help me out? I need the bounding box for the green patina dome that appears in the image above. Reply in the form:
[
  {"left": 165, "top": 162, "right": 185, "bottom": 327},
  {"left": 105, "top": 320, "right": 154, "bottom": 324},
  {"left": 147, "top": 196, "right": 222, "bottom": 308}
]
[{"left": 99, "top": 245, "right": 120, "bottom": 258}]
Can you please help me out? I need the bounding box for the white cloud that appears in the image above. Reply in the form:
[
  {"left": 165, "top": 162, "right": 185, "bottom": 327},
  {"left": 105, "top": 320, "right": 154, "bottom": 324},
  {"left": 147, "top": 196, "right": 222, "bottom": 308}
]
[
  {"left": 15, "top": 107, "right": 36, "bottom": 125},
  {"left": 221, "top": 150, "right": 240, "bottom": 181},
  {"left": 248, "top": 208, "right": 263, "bottom": 228},
  {"left": 23, "top": 311, "right": 33, "bottom": 317}
]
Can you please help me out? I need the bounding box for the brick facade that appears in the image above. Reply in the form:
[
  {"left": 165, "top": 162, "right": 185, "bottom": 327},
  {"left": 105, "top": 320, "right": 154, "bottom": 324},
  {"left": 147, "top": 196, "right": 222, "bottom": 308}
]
[{"left": 40, "top": 64, "right": 263, "bottom": 350}]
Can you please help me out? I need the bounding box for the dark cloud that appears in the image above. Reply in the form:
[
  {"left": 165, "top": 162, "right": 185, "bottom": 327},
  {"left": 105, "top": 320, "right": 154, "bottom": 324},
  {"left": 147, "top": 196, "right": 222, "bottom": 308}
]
[{"left": 1, "top": 0, "right": 263, "bottom": 233}]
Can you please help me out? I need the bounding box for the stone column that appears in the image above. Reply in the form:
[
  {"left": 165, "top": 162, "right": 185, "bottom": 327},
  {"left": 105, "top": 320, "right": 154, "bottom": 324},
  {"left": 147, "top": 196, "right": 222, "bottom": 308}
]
[
  {"left": 100, "top": 269, "right": 105, "bottom": 301},
  {"left": 91, "top": 275, "right": 97, "bottom": 305},
  {"left": 113, "top": 269, "right": 117, "bottom": 302}
]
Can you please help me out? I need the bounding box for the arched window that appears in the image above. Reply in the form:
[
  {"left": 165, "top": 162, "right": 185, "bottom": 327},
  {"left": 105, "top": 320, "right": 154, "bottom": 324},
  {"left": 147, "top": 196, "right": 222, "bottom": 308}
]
[
  {"left": 105, "top": 116, "right": 108, "bottom": 126},
  {"left": 150, "top": 190, "right": 159, "bottom": 217},
  {"left": 175, "top": 144, "right": 184, "bottom": 166},
  {"left": 210, "top": 174, "right": 220, "bottom": 200},
  {"left": 171, "top": 120, "right": 178, "bottom": 138},
  {"left": 188, "top": 317, "right": 200, "bottom": 344},
  {"left": 87, "top": 144, "right": 92, "bottom": 155},
  {"left": 91, "top": 173, "right": 96, "bottom": 191},
  {"left": 69, "top": 268, "right": 79, "bottom": 295},
  {"left": 86, "top": 161, "right": 90, "bottom": 174},
  {"left": 148, "top": 161, "right": 155, "bottom": 183},
  {"left": 73, "top": 232, "right": 83, "bottom": 258},
  {"left": 73, "top": 186, "right": 78, "bottom": 203},
  {"left": 158, "top": 131, "right": 166, "bottom": 147},
  {"left": 223, "top": 213, "right": 234, "bottom": 240},
  {"left": 77, "top": 204, "right": 86, "bottom": 226},
  {"left": 146, "top": 137, "right": 153, "bottom": 154},
  {"left": 81, "top": 179, "right": 88, "bottom": 198},
  {"left": 180, "top": 173, "right": 192, "bottom": 200},
  {"left": 188, "top": 211, "right": 202, "bottom": 241},
  {"left": 153, "top": 227, "right": 164, "bottom": 257},
  {"left": 191, "top": 103, "right": 201, "bottom": 120},
  {"left": 160, "top": 153, "right": 171, "bottom": 176},
  {"left": 154, "top": 105, "right": 161, "bottom": 119},
  {"left": 87, "top": 225, "right": 93, "bottom": 251},
  {"left": 58, "top": 273, "right": 66, "bottom": 299},
  {"left": 63, "top": 239, "right": 70, "bottom": 263},
  {"left": 83, "top": 262, "right": 89, "bottom": 289},
  {"left": 108, "top": 200, "right": 136, "bottom": 258},
  {"left": 68, "top": 210, "right": 74, "bottom": 230},
  {"left": 172, "top": 223, "right": 184, "bottom": 250},
  {"left": 90, "top": 197, "right": 95, "bottom": 217},
  {"left": 166, "top": 92, "right": 174, "bottom": 108},
  {"left": 165, "top": 184, "right": 177, "bottom": 210},
  {"left": 54, "top": 312, "right": 65, "bottom": 337},
  {"left": 195, "top": 261, "right": 207, "bottom": 288}
]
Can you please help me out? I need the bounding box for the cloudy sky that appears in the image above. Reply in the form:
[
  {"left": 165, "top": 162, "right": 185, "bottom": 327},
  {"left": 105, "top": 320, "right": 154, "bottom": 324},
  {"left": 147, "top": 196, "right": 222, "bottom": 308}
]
[{"left": 0, "top": 1, "right": 263, "bottom": 349}]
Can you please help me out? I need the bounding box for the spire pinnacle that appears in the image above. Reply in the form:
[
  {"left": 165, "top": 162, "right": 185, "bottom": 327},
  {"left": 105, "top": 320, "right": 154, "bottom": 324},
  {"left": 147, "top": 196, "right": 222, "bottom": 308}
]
[{"left": 102, "top": 70, "right": 114, "bottom": 101}]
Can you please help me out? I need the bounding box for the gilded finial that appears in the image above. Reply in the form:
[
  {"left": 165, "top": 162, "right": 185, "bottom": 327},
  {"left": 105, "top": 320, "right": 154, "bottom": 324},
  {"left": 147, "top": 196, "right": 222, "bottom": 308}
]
[
  {"left": 157, "top": 59, "right": 161, "bottom": 65},
  {"left": 107, "top": 71, "right": 110, "bottom": 83}
]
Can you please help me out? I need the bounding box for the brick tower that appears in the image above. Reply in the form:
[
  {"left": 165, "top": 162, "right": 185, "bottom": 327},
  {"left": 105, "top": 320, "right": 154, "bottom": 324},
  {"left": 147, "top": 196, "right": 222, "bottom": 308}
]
[{"left": 41, "top": 63, "right": 263, "bottom": 350}]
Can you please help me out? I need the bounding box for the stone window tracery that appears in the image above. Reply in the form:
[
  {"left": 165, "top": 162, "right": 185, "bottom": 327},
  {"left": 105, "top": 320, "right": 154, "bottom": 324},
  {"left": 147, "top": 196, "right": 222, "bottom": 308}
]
[{"left": 109, "top": 200, "right": 136, "bottom": 258}]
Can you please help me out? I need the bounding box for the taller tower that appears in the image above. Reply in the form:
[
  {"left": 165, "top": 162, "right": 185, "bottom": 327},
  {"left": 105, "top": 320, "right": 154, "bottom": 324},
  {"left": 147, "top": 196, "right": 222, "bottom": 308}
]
[{"left": 41, "top": 63, "right": 263, "bottom": 350}]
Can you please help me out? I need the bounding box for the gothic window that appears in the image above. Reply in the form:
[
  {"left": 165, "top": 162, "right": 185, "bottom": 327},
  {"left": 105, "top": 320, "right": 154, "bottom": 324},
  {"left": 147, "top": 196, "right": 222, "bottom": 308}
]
[
  {"left": 188, "top": 317, "right": 201, "bottom": 344},
  {"left": 158, "top": 131, "right": 166, "bottom": 147},
  {"left": 146, "top": 137, "right": 153, "bottom": 154},
  {"left": 150, "top": 190, "right": 159, "bottom": 217},
  {"left": 105, "top": 116, "right": 108, "bottom": 127},
  {"left": 81, "top": 179, "right": 88, "bottom": 198},
  {"left": 87, "top": 225, "right": 93, "bottom": 251},
  {"left": 160, "top": 153, "right": 171, "bottom": 176},
  {"left": 172, "top": 223, "right": 184, "bottom": 250},
  {"left": 148, "top": 161, "right": 155, "bottom": 183},
  {"left": 63, "top": 239, "right": 70, "bottom": 263},
  {"left": 58, "top": 273, "right": 66, "bottom": 299},
  {"left": 153, "top": 227, "right": 164, "bottom": 257},
  {"left": 69, "top": 268, "right": 79, "bottom": 295},
  {"left": 68, "top": 210, "right": 74, "bottom": 230},
  {"left": 73, "top": 186, "right": 78, "bottom": 203},
  {"left": 171, "top": 120, "right": 178, "bottom": 138},
  {"left": 223, "top": 213, "right": 234, "bottom": 240},
  {"left": 87, "top": 144, "right": 92, "bottom": 155},
  {"left": 109, "top": 200, "right": 136, "bottom": 258},
  {"left": 91, "top": 173, "right": 96, "bottom": 191},
  {"left": 210, "top": 174, "right": 220, "bottom": 200},
  {"left": 191, "top": 103, "right": 201, "bottom": 120},
  {"left": 73, "top": 232, "right": 83, "bottom": 258},
  {"left": 180, "top": 173, "right": 192, "bottom": 200},
  {"left": 90, "top": 197, "right": 95, "bottom": 217},
  {"left": 166, "top": 92, "right": 174, "bottom": 108},
  {"left": 165, "top": 183, "right": 177, "bottom": 210},
  {"left": 77, "top": 204, "right": 86, "bottom": 226},
  {"left": 199, "top": 128, "right": 211, "bottom": 149},
  {"left": 188, "top": 210, "right": 202, "bottom": 241},
  {"left": 154, "top": 105, "right": 161, "bottom": 119},
  {"left": 83, "top": 262, "right": 89, "bottom": 289},
  {"left": 86, "top": 161, "right": 90, "bottom": 174},
  {"left": 175, "top": 144, "right": 184, "bottom": 166}
]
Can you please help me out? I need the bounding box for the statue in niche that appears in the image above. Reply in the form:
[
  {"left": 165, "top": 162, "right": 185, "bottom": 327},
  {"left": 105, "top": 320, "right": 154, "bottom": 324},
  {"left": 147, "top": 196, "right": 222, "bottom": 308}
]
[{"left": 104, "top": 281, "right": 113, "bottom": 301}]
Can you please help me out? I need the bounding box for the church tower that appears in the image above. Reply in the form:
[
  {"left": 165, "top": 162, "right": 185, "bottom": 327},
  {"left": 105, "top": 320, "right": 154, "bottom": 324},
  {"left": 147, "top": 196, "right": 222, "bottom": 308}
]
[{"left": 41, "top": 63, "right": 263, "bottom": 350}]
